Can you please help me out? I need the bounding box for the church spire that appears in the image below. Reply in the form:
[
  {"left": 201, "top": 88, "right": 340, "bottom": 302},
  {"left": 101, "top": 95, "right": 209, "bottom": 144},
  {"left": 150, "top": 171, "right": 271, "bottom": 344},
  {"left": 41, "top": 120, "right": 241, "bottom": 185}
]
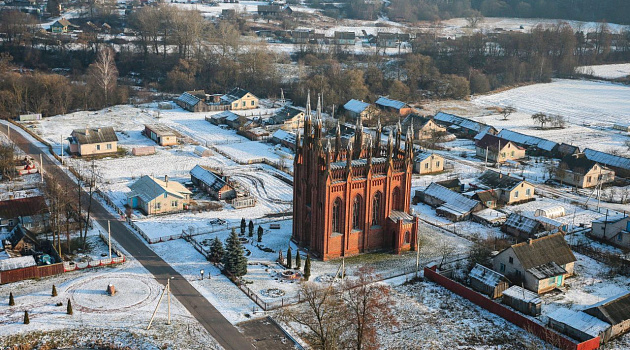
[
  {"left": 374, "top": 116, "right": 382, "bottom": 157},
  {"left": 304, "top": 91, "right": 312, "bottom": 138}
]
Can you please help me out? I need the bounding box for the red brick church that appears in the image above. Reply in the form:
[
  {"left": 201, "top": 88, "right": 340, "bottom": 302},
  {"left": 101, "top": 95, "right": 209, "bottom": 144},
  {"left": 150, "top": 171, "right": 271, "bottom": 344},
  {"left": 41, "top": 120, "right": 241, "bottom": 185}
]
[{"left": 292, "top": 95, "right": 419, "bottom": 261}]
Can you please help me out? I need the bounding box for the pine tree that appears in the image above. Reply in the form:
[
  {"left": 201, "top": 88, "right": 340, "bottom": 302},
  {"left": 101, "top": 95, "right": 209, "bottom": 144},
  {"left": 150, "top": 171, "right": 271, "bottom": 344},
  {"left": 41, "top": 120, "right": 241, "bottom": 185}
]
[
  {"left": 23, "top": 311, "right": 29, "bottom": 324},
  {"left": 52, "top": 285, "right": 57, "bottom": 297},
  {"left": 287, "top": 246, "right": 292, "bottom": 269},
  {"left": 304, "top": 255, "right": 311, "bottom": 281},
  {"left": 67, "top": 299, "right": 73, "bottom": 315},
  {"left": 257, "top": 226, "right": 263, "bottom": 243},
  {"left": 9, "top": 292, "right": 15, "bottom": 306},
  {"left": 209, "top": 237, "right": 225, "bottom": 264},
  {"left": 295, "top": 251, "right": 301, "bottom": 270},
  {"left": 240, "top": 218, "right": 246, "bottom": 235},
  {"left": 248, "top": 220, "right": 254, "bottom": 237},
  {"left": 223, "top": 229, "right": 248, "bottom": 277}
]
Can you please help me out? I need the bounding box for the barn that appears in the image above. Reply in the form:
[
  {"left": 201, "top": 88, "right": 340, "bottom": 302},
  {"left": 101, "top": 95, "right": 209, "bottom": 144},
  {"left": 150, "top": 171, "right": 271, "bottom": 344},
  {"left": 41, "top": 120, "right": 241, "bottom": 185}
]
[
  {"left": 469, "top": 264, "right": 510, "bottom": 299},
  {"left": 501, "top": 285, "right": 542, "bottom": 316}
]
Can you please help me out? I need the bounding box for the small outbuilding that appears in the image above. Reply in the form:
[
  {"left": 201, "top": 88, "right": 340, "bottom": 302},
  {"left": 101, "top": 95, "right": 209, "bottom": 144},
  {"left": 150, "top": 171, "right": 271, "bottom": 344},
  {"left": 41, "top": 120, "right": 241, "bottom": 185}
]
[
  {"left": 469, "top": 264, "right": 510, "bottom": 299},
  {"left": 144, "top": 124, "right": 178, "bottom": 146},
  {"left": 548, "top": 308, "right": 611, "bottom": 343},
  {"left": 535, "top": 206, "right": 566, "bottom": 219},
  {"left": 194, "top": 146, "right": 213, "bottom": 157},
  {"left": 584, "top": 291, "right": 630, "bottom": 341},
  {"left": 501, "top": 285, "right": 542, "bottom": 316}
]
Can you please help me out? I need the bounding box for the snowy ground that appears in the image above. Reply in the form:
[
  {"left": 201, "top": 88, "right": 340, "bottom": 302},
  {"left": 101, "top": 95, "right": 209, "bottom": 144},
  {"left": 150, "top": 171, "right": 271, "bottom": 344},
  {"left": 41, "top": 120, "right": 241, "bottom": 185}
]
[
  {"left": 0, "top": 223, "right": 220, "bottom": 350},
  {"left": 423, "top": 79, "right": 630, "bottom": 156},
  {"left": 577, "top": 63, "right": 630, "bottom": 79}
]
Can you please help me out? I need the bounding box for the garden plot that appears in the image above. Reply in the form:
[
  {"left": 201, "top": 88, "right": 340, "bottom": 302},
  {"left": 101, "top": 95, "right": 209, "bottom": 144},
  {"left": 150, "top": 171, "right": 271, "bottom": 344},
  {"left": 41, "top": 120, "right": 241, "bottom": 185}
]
[
  {"left": 503, "top": 197, "right": 613, "bottom": 229},
  {"left": 214, "top": 141, "right": 286, "bottom": 165}
]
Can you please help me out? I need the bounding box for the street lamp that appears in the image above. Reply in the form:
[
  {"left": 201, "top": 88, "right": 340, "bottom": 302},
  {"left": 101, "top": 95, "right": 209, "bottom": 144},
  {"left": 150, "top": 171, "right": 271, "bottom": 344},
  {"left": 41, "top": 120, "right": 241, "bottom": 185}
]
[{"left": 200, "top": 269, "right": 205, "bottom": 280}]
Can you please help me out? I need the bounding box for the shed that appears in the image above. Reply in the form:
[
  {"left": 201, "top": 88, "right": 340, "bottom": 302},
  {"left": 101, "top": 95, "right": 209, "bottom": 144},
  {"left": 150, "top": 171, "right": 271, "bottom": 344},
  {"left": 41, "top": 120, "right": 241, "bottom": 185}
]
[
  {"left": 131, "top": 146, "right": 156, "bottom": 156},
  {"left": 0, "top": 255, "right": 36, "bottom": 272},
  {"left": 194, "top": 146, "right": 213, "bottom": 157},
  {"left": 501, "top": 285, "right": 542, "bottom": 316},
  {"left": 469, "top": 264, "right": 510, "bottom": 299},
  {"left": 472, "top": 208, "right": 507, "bottom": 226},
  {"left": 613, "top": 123, "right": 630, "bottom": 132},
  {"left": 18, "top": 113, "right": 42, "bottom": 122},
  {"left": 535, "top": 206, "right": 566, "bottom": 219},
  {"left": 584, "top": 291, "right": 630, "bottom": 341},
  {"left": 548, "top": 308, "right": 611, "bottom": 343},
  {"left": 502, "top": 213, "right": 542, "bottom": 240}
]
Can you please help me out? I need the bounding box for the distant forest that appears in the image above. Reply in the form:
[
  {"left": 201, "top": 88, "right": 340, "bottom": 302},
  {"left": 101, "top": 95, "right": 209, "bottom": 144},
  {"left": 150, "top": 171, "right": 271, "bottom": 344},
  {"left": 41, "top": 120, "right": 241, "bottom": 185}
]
[{"left": 385, "top": 0, "right": 630, "bottom": 25}]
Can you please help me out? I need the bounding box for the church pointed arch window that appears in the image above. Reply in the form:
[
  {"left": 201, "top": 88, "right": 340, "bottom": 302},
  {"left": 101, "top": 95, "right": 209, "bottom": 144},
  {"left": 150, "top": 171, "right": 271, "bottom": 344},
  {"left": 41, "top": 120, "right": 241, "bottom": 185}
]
[
  {"left": 352, "top": 195, "right": 362, "bottom": 230},
  {"left": 372, "top": 192, "right": 382, "bottom": 226},
  {"left": 332, "top": 198, "right": 342, "bottom": 233},
  {"left": 392, "top": 187, "right": 401, "bottom": 211}
]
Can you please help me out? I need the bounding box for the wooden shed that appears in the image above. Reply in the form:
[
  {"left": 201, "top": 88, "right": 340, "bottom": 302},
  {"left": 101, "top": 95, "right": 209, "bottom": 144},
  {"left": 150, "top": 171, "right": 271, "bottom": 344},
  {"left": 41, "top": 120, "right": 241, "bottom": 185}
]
[
  {"left": 469, "top": 264, "right": 510, "bottom": 299},
  {"left": 501, "top": 285, "right": 542, "bottom": 316}
]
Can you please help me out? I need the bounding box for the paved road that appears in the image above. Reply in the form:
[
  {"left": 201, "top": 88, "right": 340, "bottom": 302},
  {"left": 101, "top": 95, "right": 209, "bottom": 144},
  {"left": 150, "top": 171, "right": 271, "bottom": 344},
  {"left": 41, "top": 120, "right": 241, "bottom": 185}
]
[{"left": 1, "top": 123, "right": 255, "bottom": 350}]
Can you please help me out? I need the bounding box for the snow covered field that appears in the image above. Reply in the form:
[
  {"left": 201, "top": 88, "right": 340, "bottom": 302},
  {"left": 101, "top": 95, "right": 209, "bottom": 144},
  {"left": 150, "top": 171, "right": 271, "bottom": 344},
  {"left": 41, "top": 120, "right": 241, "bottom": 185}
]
[{"left": 577, "top": 63, "right": 630, "bottom": 79}]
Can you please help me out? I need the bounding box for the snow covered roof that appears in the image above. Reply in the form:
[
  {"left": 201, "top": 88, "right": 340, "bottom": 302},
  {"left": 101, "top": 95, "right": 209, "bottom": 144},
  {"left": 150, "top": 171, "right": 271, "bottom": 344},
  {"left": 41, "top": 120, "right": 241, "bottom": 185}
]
[
  {"left": 415, "top": 151, "right": 440, "bottom": 162},
  {"left": 433, "top": 112, "right": 496, "bottom": 134},
  {"left": 527, "top": 261, "right": 567, "bottom": 280},
  {"left": 209, "top": 110, "right": 239, "bottom": 120},
  {"left": 272, "top": 105, "right": 304, "bottom": 123},
  {"left": 548, "top": 308, "right": 610, "bottom": 338},
  {"left": 388, "top": 210, "right": 414, "bottom": 224},
  {"left": 583, "top": 148, "right": 630, "bottom": 171},
  {"left": 375, "top": 96, "right": 407, "bottom": 110},
  {"left": 0, "top": 255, "right": 36, "bottom": 272},
  {"left": 475, "top": 134, "right": 523, "bottom": 151},
  {"left": 176, "top": 92, "right": 202, "bottom": 107},
  {"left": 472, "top": 208, "right": 507, "bottom": 223},
  {"left": 190, "top": 165, "right": 230, "bottom": 193},
  {"left": 221, "top": 88, "right": 255, "bottom": 104},
  {"left": 344, "top": 99, "right": 370, "bottom": 114},
  {"left": 476, "top": 170, "right": 527, "bottom": 191},
  {"left": 128, "top": 175, "right": 191, "bottom": 202},
  {"left": 532, "top": 215, "right": 565, "bottom": 229},
  {"left": 585, "top": 291, "right": 630, "bottom": 325},
  {"left": 508, "top": 232, "right": 576, "bottom": 271},
  {"left": 470, "top": 264, "right": 508, "bottom": 288},
  {"left": 272, "top": 129, "right": 297, "bottom": 144},
  {"left": 502, "top": 285, "right": 541, "bottom": 304},
  {"left": 497, "top": 129, "right": 558, "bottom": 152},
  {"left": 593, "top": 213, "right": 629, "bottom": 224},
  {"left": 424, "top": 183, "right": 479, "bottom": 214},
  {"left": 71, "top": 127, "right": 118, "bottom": 144},
  {"left": 145, "top": 124, "right": 176, "bottom": 137},
  {"left": 505, "top": 213, "right": 540, "bottom": 234}
]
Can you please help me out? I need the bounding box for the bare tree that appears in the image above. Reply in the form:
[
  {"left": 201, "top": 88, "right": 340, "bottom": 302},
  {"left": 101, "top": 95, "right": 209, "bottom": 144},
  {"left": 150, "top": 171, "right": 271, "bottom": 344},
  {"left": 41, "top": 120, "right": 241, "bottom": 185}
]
[
  {"left": 89, "top": 46, "right": 118, "bottom": 107},
  {"left": 0, "top": 144, "right": 17, "bottom": 181},
  {"left": 465, "top": 10, "right": 484, "bottom": 29},
  {"left": 531, "top": 112, "right": 551, "bottom": 129},
  {"left": 501, "top": 106, "right": 516, "bottom": 120},
  {"left": 341, "top": 267, "right": 398, "bottom": 350},
  {"left": 81, "top": 160, "right": 100, "bottom": 249}
]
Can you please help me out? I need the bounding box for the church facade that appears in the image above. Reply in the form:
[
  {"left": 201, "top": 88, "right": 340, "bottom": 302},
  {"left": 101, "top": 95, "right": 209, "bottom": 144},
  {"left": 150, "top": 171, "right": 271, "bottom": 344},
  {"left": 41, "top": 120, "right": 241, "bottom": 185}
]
[{"left": 292, "top": 95, "right": 419, "bottom": 261}]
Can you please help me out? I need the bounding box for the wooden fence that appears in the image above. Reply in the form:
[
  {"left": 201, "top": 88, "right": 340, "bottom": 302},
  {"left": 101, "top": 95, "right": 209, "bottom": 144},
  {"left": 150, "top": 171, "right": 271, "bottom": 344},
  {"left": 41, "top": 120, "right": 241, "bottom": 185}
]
[{"left": 424, "top": 266, "right": 601, "bottom": 350}]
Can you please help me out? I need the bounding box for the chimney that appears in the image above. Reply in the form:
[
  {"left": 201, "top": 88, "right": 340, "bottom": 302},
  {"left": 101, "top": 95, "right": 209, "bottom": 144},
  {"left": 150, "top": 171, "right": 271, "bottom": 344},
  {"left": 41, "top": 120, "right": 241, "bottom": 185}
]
[
  {"left": 97, "top": 128, "right": 102, "bottom": 133},
  {"left": 499, "top": 173, "right": 503, "bottom": 178},
  {"left": 85, "top": 128, "right": 90, "bottom": 135},
  {"left": 528, "top": 238, "right": 533, "bottom": 245},
  {"left": 164, "top": 175, "right": 168, "bottom": 187}
]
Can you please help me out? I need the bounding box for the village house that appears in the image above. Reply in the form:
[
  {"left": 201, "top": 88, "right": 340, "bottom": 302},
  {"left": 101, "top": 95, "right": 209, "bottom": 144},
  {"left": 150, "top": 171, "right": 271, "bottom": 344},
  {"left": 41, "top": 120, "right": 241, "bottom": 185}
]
[
  {"left": 475, "top": 133, "right": 526, "bottom": 163},
  {"left": 2, "top": 224, "right": 39, "bottom": 257},
  {"left": 190, "top": 165, "right": 236, "bottom": 201},
  {"left": 127, "top": 175, "right": 192, "bottom": 215},
  {"left": 271, "top": 129, "right": 297, "bottom": 151},
  {"left": 555, "top": 143, "right": 580, "bottom": 159},
  {"left": 413, "top": 151, "right": 444, "bottom": 175},
  {"left": 270, "top": 105, "right": 305, "bottom": 130},
  {"left": 221, "top": 88, "right": 259, "bottom": 110},
  {"left": 583, "top": 148, "right": 630, "bottom": 179},
  {"left": 257, "top": 4, "right": 292, "bottom": 16},
  {"left": 590, "top": 213, "right": 630, "bottom": 248},
  {"left": 375, "top": 96, "right": 414, "bottom": 116},
  {"left": 144, "top": 124, "right": 178, "bottom": 146},
  {"left": 0, "top": 196, "right": 49, "bottom": 234},
  {"left": 69, "top": 127, "right": 118, "bottom": 156},
  {"left": 474, "top": 170, "right": 535, "bottom": 205},
  {"left": 417, "top": 183, "right": 481, "bottom": 221},
  {"left": 469, "top": 264, "right": 510, "bottom": 299},
  {"left": 376, "top": 32, "right": 411, "bottom": 48},
  {"left": 402, "top": 114, "right": 448, "bottom": 140},
  {"left": 333, "top": 31, "right": 356, "bottom": 45},
  {"left": 176, "top": 91, "right": 212, "bottom": 112},
  {"left": 206, "top": 110, "right": 240, "bottom": 126},
  {"left": 583, "top": 291, "right": 630, "bottom": 341},
  {"left": 343, "top": 99, "right": 375, "bottom": 121},
  {"left": 468, "top": 189, "right": 499, "bottom": 209},
  {"left": 241, "top": 127, "right": 271, "bottom": 141},
  {"left": 50, "top": 18, "right": 76, "bottom": 33},
  {"left": 556, "top": 153, "right": 615, "bottom": 188},
  {"left": 496, "top": 129, "right": 559, "bottom": 157},
  {"left": 502, "top": 213, "right": 543, "bottom": 241},
  {"left": 492, "top": 233, "right": 576, "bottom": 294},
  {"left": 433, "top": 112, "right": 497, "bottom": 138}
]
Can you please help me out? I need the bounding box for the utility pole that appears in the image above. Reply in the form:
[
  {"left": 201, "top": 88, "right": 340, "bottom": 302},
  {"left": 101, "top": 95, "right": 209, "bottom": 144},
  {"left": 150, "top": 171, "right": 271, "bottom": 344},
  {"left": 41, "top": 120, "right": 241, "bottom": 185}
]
[
  {"left": 108, "top": 220, "right": 112, "bottom": 260},
  {"left": 167, "top": 278, "right": 171, "bottom": 325},
  {"left": 415, "top": 219, "right": 421, "bottom": 279},
  {"left": 60, "top": 135, "right": 64, "bottom": 165},
  {"left": 39, "top": 154, "right": 43, "bottom": 182}
]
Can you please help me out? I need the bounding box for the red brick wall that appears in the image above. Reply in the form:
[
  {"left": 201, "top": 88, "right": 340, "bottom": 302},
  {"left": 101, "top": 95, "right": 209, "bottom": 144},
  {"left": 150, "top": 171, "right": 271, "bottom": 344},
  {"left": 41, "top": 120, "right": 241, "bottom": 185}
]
[{"left": 424, "top": 267, "right": 600, "bottom": 350}]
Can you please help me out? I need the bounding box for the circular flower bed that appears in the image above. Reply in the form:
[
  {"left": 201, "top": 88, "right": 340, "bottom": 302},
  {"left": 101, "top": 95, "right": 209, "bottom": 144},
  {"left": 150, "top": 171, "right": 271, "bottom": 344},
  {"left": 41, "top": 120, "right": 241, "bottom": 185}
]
[
  {"left": 280, "top": 270, "right": 302, "bottom": 280},
  {"left": 261, "top": 288, "right": 286, "bottom": 298}
]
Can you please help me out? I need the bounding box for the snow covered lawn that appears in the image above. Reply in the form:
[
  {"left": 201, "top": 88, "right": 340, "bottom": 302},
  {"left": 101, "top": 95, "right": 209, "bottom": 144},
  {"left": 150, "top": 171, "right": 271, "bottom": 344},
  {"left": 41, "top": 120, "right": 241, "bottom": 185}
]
[{"left": 577, "top": 63, "right": 630, "bottom": 79}]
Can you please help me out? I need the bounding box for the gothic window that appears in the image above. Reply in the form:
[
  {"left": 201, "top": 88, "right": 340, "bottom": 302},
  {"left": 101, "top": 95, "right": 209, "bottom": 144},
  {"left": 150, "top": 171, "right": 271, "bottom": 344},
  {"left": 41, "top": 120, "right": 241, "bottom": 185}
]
[
  {"left": 352, "top": 196, "right": 362, "bottom": 230},
  {"left": 392, "top": 187, "right": 401, "bottom": 211},
  {"left": 372, "top": 192, "right": 382, "bottom": 226},
  {"left": 332, "top": 198, "right": 342, "bottom": 233},
  {"left": 404, "top": 231, "right": 410, "bottom": 244}
]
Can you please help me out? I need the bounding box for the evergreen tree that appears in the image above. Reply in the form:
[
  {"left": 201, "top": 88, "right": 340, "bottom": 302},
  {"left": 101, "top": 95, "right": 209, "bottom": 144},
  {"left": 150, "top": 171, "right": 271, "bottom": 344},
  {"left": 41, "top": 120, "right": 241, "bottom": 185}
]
[
  {"left": 209, "top": 237, "right": 225, "bottom": 264},
  {"left": 67, "top": 299, "right": 73, "bottom": 315},
  {"left": 287, "top": 246, "right": 292, "bottom": 269},
  {"left": 248, "top": 220, "right": 254, "bottom": 237},
  {"left": 23, "top": 311, "right": 29, "bottom": 324},
  {"left": 46, "top": 0, "right": 60, "bottom": 17},
  {"left": 9, "top": 292, "right": 15, "bottom": 306},
  {"left": 223, "top": 228, "right": 248, "bottom": 277},
  {"left": 52, "top": 285, "right": 57, "bottom": 297},
  {"left": 240, "top": 218, "right": 246, "bottom": 235},
  {"left": 304, "top": 255, "right": 311, "bottom": 281},
  {"left": 257, "top": 226, "right": 263, "bottom": 242},
  {"left": 295, "top": 251, "right": 301, "bottom": 270}
]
